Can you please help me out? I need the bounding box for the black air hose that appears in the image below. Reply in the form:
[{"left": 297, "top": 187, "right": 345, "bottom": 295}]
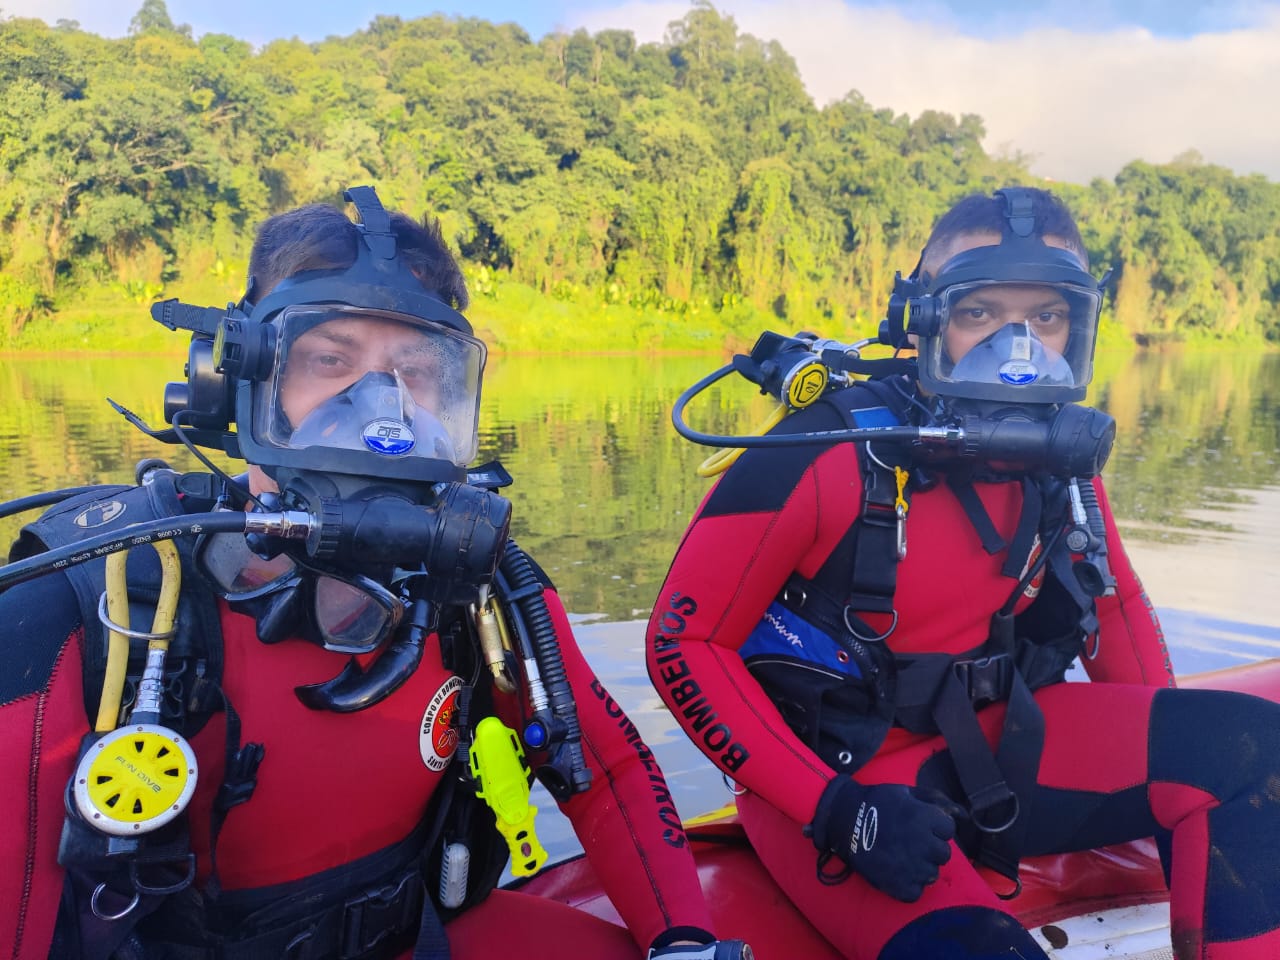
[{"left": 498, "top": 540, "right": 592, "bottom": 800}]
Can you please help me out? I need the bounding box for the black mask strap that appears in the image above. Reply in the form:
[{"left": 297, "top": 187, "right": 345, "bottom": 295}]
[
  {"left": 995, "top": 187, "right": 1038, "bottom": 239},
  {"left": 344, "top": 185, "right": 397, "bottom": 261}
]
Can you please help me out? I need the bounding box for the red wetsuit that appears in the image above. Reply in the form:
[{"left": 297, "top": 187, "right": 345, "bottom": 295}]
[
  {"left": 646, "top": 385, "right": 1280, "bottom": 960},
  {"left": 1, "top": 551, "right": 712, "bottom": 958}
]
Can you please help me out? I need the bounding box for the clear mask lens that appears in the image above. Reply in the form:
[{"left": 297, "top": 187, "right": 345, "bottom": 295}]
[
  {"left": 313, "top": 574, "right": 402, "bottom": 655},
  {"left": 256, "top": 305, "right": 486, "bottom": 467},
  {"left": 924, "top": 280, "right": 1100, "bottom": 395}
]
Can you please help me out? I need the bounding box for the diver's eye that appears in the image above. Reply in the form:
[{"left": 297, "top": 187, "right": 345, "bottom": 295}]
[
  {"left": 951, "top": 306, "right": 994, "bottom": 327},
  {"left": 397, "top": 364, "right": 437, "bottom": 387},
  {"left": 311, "top": 352, "right": 353, "bottom": 376}
]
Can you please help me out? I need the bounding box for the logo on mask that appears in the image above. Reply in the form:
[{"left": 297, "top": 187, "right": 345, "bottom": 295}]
[
  {"left": 419, "top": 676, "right": 462, "bottom": 771},
  {"left": 362, "top": 418, "right": 417, "bottom": 456},
  {"left": 998, "top": 360, "right": 1040, "bottom": 385}
]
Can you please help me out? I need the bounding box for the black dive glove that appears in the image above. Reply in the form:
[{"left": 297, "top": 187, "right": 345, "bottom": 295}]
[{"left": 808, "top": 776, "right": 955, "bottom": 903}]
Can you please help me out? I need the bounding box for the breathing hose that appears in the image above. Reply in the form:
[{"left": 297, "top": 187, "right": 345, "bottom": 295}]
[
  {"left": 0, "top": 510, "right": 315, "bottom": 592},
  {"left": 497, "top": 541, "right": 592, "bottom": 800},
  {"left": 696, "top": 402, "right": 787, "bottom": 478}
]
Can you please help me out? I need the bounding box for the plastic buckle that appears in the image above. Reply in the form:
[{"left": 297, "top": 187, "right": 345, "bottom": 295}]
[
  {"left": 340, "top": 871, "right": 422, "bottom": 959},
  {"left": 953, "top": 654, "right": 1013, "bottom": 709}
]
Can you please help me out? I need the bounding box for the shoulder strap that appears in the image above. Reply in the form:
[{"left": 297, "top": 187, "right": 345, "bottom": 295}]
[{"left": 804, "top": 379, "right": 919, "bottom": 618}]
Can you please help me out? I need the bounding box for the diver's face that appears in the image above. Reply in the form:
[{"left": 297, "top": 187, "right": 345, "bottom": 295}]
[
  {"left": 944, "top": 283, "right": 1072, "bottom": 361},
  {"left": 279, "top": 316, "right": 443, "bottom": 428},
  {"left": 921, "top": 231, "right": 1082, "bottom": 363}
]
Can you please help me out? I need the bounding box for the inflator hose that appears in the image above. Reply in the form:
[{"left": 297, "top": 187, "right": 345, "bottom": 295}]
[
  {"left": 0, "top": 512, "right": 250, "bottom": 591},
  {"left": 498, "top": 541, "right": 592, "bottom": 799}
]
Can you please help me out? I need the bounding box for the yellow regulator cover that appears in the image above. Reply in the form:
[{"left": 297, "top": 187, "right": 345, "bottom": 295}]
[
  {"left": 785, "top": 360, "right": 829, "bottom": 409},
  {"left": 73, "top": 724, "right": 199, "bottom": 836}
]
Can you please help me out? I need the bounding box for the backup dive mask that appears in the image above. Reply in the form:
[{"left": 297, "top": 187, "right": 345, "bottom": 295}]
[{"left": 196, "top": 528, "right": 404, "bottom": 655}]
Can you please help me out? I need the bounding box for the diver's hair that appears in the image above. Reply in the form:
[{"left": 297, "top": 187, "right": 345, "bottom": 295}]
[
  {"left": 923, "top": 187, "right": 1088, "bottom": 271},
  {"left": 247, "top": 202, "right": 470, "bottom": 309}
]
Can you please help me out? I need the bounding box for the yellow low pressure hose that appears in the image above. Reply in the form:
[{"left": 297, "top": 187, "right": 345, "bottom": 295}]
[
  {"left": 93, "top": 540, "right": 183, "bottom": 733},
  {"left": 696, "top": 402, "right": 787, "bottom": 478},
  {"left": 95, "top": 553, "right": 132, "bottom": 733}
]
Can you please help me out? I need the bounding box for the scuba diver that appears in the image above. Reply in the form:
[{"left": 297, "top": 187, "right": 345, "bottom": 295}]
[
  {"left": 0, "top": 188, "right": 750, "bottom": 960},
  {"left": 649, "top": 187, "right": 1280, "bottom": 959}
]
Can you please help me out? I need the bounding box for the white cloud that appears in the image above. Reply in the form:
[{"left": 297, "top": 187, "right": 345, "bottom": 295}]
[{"left": 565, "top": 0, "right": 1280, "bottom": 183}]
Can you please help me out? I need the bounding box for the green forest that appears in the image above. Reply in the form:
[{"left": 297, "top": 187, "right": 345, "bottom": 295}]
[{"left": 2, "top": 0, "right": 1279, "bottom": 354}]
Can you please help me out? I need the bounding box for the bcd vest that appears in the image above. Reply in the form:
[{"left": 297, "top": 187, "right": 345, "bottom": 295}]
[
  {"left": 11, "top": 472, "right": 506, "bottom": 960},
  {"left": 741, "top": 379, "right": 1099, "bottom": 888}
]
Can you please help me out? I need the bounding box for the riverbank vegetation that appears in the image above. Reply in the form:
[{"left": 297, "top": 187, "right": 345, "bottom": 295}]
[{"left": 2, "top": 1, "right": 1278, "bottom": 353}]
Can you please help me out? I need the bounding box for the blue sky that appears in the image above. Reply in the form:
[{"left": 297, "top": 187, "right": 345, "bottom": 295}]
[
  {"left": 8, "top": 1, "right": 1280, "bottom": 183},
  {"left": 10, "top": 0, "right": 1259, "bottom": 42}
]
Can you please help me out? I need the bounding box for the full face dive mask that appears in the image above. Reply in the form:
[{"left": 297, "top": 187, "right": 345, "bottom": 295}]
[
  {"left": 146, "top": 186, "right": 512, "bottom": 712},
  {"left": 882, "top": 188, "right": 1106, "bottom": 406},
  {"left": 153, "top": 185, "right": 486, "bottom": 490}
]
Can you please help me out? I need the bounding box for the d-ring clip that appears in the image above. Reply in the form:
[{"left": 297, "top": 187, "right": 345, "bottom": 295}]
[
  {"left": 843, "top": 607, "right": 897, "bottom": 643},
  {"left": 90, "top": 883, "right": 140, "bottom": 921},
  {"left": 97, "top": 593, "right": 178, "bottom": 642}
]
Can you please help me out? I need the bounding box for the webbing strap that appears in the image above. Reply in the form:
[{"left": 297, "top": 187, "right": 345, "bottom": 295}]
[
  {"left": 977, "top": 671, "right": 1045, "bottom": 884},
  {"left": 896, "top": 651, "right": 1047, "bottom": 886},
  {"left": 411, "top": 894, "right": 451, "bottom": 960},
  {"left": 999, "top": 477, "right": 1042, "bottom": 579},
  {"left": 946, "top": 475, "right": 1007, "bottom": 555},
  {"left": 849, "top": 455, "right": 900, "bottom": 614},
  {"left": 931, "top": 670, "right": 1018, "bottom": 821}
]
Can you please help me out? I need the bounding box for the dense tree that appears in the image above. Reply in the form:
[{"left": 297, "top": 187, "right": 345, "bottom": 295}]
[{"left": 1, "top": 2, "right": 1277, "bottom": 347}]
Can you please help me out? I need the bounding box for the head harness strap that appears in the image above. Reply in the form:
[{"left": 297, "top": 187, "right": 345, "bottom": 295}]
[
  {"left": 995, "top": 187, "right": 1038, "bottom": 240},
  {"left": 344, "top": 186, "right": 397, "bottom": 262}
]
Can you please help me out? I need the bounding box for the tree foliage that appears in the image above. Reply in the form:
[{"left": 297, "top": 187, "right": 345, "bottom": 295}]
[{"left": 1, "top": 1, "right": 1277, "bottom": 347}]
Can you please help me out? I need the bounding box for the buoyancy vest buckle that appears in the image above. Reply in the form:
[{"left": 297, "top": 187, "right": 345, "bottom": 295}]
[
  {"left": 339, "top": 870, "right": 423, "bottom": 959},
  {"left": 952, "top": 654, "right": 1015, "bottom": 710}
]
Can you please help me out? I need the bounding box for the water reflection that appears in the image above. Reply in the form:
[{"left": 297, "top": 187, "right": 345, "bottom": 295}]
[{"left": 2, "top": 350, "right": 1277, "bottom": 623}]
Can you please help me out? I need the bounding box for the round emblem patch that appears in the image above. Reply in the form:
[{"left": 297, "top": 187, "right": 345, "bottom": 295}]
[
  {"left": 419, "top": 676, "right": 463, "bottom": 771},
  {"left": 998, "top": 360, "right": 1040, "bottom": 386},
  {"left": 362, "top": 418, "right": 416, "bottom": 456},
  {"left": 73, "top": 500, "right": 127, "bottom": 528}
]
